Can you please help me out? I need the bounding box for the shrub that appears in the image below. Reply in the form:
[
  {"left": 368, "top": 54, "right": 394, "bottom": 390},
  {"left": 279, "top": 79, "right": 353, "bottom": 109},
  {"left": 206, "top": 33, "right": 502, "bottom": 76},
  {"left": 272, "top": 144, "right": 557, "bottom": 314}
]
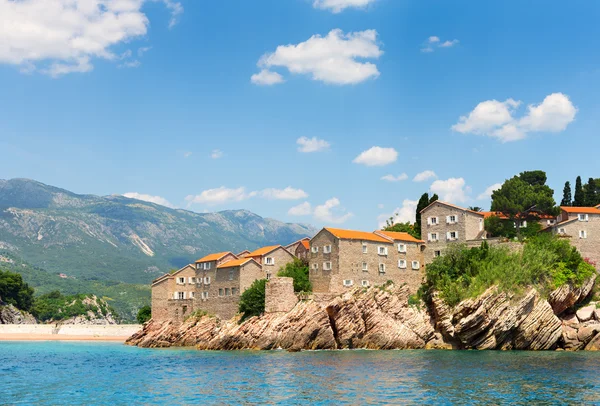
[
  {"left": 238, "top": 279, "right": 267, "bottom": 322},
  {"left": 136, "top": 305, "right": 152, "bottom": 324},
  {"left": 277, "top": 259, "right": 312, "bottom": 293},
  {"left": 0, "top": 270, "right": 35, "bottom": 312}
]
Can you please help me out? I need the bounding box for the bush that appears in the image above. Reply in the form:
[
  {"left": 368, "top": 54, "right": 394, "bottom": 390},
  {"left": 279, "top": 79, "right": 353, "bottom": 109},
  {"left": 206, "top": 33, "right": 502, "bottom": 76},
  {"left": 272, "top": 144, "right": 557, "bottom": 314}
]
[
  {"left": 31, "top": 292, "right": 117, "bottom": 322},
  {"left": 238, "top": 279, "right": 267, "bottom": 322},
  {"left": 419, "top": 234, "right": 595, "bottom": 307},
  {"left": 277, "top": 259, "right": 312, "bottom": 293},
  {"left": 0, "top": 270, "right": 35, "bottom": 312},
  {"left": 136, "top": 305, "right": 152, "bottom": 324}
]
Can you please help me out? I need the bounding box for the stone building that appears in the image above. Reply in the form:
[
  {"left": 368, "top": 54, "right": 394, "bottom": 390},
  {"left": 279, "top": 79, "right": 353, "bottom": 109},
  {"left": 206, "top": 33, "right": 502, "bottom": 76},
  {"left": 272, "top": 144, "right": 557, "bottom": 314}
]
[
  {"left": 549, "top": 206, "right": 600, "bottom": 266},
  {"left": 286, "top": 238, "right": 310, "bottom": 261},
  {"left": 151, "top": 264, "right": 197, "bottom": 323},
  {"left": 246, "top": 245, "right": 297, "bottom": 280},
  {"left": 420, "top": 201, "right": 486, "bottom": 263},
  {"left": 309, "top": 227, "right": 425, "bottom": 294}
]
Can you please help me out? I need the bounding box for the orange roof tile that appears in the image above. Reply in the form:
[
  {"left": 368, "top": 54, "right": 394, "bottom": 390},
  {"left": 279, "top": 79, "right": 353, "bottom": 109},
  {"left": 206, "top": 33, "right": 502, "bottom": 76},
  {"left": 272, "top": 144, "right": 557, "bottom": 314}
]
[
  {"left": 376, "top": 231, "right": 424, "bottom": 243},
  {"left": 217, "top": 258, "right": 257, "bottom": 269},
  {"left": 481, "top": 211, "right": 508, "bottom": 219},
  {"left": 247, "top": 245, "right": 281, "bottom": 257},
  {"left": 301, "top": 240, "right": 310, "bottom": 250},
  {"left": 195, "top": 251, "right": 233, "bottom": 263},
  {"left": 561, "top": 206, "right": 600, "bottom": 215},
  {"left": 325, "top": 228, "right": 391, "bottom": 243}
]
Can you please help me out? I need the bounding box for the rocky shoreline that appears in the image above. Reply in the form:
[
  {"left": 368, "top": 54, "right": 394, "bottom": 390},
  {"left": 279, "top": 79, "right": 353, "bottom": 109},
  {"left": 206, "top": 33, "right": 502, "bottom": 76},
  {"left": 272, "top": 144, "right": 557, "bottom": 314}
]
[{"left": 127, "top": 276, "right": 600, "bottom": 351}]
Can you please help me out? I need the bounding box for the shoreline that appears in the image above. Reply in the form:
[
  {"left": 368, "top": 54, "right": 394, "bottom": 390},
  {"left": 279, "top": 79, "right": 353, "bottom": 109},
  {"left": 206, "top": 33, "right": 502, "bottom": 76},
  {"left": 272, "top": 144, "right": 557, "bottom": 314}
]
[{"left": 0, "top": 333, "right": 130, "bottom": 342}]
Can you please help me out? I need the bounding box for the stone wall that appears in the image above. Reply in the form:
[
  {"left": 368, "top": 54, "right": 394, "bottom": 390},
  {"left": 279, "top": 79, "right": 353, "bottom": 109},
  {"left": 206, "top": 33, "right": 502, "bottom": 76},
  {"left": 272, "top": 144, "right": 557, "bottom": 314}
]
[
  {"left": 260, "top": 247, "right": 296, "bottom": 279},
  {"left": 556, "top": 216, "right": 600, "bottom": 267},
  {"left": 265, "top": 277, "right": 298, "bottom": 313}
]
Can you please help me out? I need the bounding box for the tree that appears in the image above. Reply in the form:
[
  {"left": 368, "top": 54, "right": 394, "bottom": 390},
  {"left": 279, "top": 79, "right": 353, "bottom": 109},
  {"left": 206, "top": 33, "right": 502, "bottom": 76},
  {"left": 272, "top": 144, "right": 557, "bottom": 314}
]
[
  {"left": 0, "top": 270, "right": 35, "bottom": 312},
  {"left": 382, "top": 221, "right": 420, "bottom": 239},
  {"left": 519, "top": 170, "right": 547, "bottom": 187},
  {"left": 490, "top": 171, "right": 557, "bottom": 238},
  {"left": 574, "top": 176, "right": 585, "bottom": 206},
  {"left": 585, "top": 178, "right": 599, "bottom": 207},
  {"left": 136, "top": 305, "right": 152, "bottom": 324},
  {"left": 561, "top": 181, "right": 572, "bottom": 207},
  {"left": 468, "top": 206, "right": 483, "bottom": 212},
  {"left": 238, "top": 279, "right": 267, "bottom": 321},
  {"left": 277, "top": 259, "right": 312, "bottom": 293},
  {"left": 415, "top": 193, "right": 438, "bottom": 239}
]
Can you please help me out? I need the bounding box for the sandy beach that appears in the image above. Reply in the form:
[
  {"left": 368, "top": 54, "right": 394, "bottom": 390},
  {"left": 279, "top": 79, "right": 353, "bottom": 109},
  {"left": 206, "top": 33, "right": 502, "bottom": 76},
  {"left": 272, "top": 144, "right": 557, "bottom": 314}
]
[
  {"left": 0, "top": 334, "right": 130, "bottom": 342},
  {"left": 0, "top": 324, "right": 141, "bottom": 342}
]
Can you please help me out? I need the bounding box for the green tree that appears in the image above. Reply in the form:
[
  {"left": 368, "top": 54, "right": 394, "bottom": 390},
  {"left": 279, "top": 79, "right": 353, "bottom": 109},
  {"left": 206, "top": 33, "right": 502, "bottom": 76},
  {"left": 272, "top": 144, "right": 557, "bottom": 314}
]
[
  {"left": 468, "top": 206, "right": 483, "bottom": 212},
  {"left": 484, "top": 215, "right": 516, "bottom": 239},
  {"left": 136, "top": 305, "right": 152, "bottom": 324},
  {"left": 0, "top": 270, "right": 35, "bottom": 312},
  {"left": 415, "top": 193, "right": 439, "bottom": 239},
  {"left": 490, "top": 171, "right": 557, "bottom": 238},
  {"left": 519, "top": 170, "right": 547, "bottom": 187},
  {"left": 584, "top": 178, "right": 599, "bottom": 207},
  {"left": 382, "top": 221, "right": 420, "bottom": 239},
  {"left": 561, "top": 181, "right": 572, "bottom": 207},
  {"left": 238, "top": 279, "right": 267, "bottom": 321},
  {"left": 574, "top": 176, "right": 585, "bottom": 206},
  {"left": 277, "top": 259, "right": 312, "bottom": 293}
]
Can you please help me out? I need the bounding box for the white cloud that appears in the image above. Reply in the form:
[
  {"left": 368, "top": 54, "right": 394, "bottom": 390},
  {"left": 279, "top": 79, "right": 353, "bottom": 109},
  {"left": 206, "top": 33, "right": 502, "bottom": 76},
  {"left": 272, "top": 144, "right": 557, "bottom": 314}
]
[
  {"left": 183, "top": 151, "right": 192, "bottom": 158},
  {"left": 0, "top": 0, "right": 182, "bottom": 77},
  {"left": 452, "top": 93, "right": 577, "bottom": 142},
  {"left": 421, "top": 36, "right": 459, "bottom": 53},
  {"left": 253, "top": 29, "right": 383, "bottom": 85},
  {"left": 428, "top": 36, "right": 440, "bottom": 43},
  {"left": 413, "top": 170, "right": 437, "bottom": 182},
  {"left": 440, "top": 40, "right": 459, "bottom": 48},
  {"left": 477, "top": 183, "right": 502, "bottom": 200},
  {"left": 211, "top": 149, "right": 223, "bottom": 159},
  {"left": 381, "top": 173, "right": 408, "bottom": 182},
  {"left": 297, "top": 137, "right": 330, "bottom": 153},
  {"left": 430, "top": 178, "right": 470, "bottom": 203},
  {"left": 138, "top": 46, "right": 152, "bottom": 57},
  {"left": 377, "top": 199, "right": 418, "bottom": 228},
  {"left": 314, "top": 198, "right": 353, "bottom": 224},
  {"left": 123, "top": 192, "right": 174, "bottom": 208},
  {"left": 251, "top": 69, "right": 284, "bottom": 86},
  {"left": 185, "top": 187, "right": 255, "bottom": 205},
  {"left": 260, "top": 187, "right": 308, "bottom": 200},
  {"left": 288, "top": 202, "right": 312, "bottom": 216},
  {"left": 313, "top": 0, "right": 377, "bottom": 13},
  {"left": 353, "top": 146, "right": 398, "bottom": 166},
  {"left": 118, "top": 60, "right": 141, "bottom": 69}
]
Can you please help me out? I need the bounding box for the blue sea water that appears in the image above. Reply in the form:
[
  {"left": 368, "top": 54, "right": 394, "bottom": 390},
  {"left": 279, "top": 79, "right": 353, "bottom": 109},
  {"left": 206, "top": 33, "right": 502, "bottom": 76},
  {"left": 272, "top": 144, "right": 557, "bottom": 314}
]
[{"left": 1, "top": 342, "right": 600, "bottom": 405}]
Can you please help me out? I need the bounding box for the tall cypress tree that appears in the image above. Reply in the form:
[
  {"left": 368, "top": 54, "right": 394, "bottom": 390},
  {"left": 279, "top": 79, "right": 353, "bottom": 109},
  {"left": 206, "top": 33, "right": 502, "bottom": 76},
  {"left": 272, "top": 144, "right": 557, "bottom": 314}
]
[
  {"left": 585, "top": 178, "right": 598, "bottom": 207},
  {"left": 560, "top": 181, "right": 572, "bottom": 207},
  {"left": 574, "top": 176, "right": 585, "bottom": 206},
  {"left": 415, "top": 193, "right": 431, "bottom": 238}
]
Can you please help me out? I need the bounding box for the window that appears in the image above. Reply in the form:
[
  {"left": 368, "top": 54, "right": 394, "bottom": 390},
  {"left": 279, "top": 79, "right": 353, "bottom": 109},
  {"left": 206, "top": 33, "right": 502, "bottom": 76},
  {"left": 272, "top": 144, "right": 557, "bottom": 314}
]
[
  {"left": 447, "top": 231, "right": 457, "bottom": 241},
  {"left": 362, "top": 262, "right": 368, "bottom": 271},
  {"left": 189, "top": 291, "right": 194, "bottom": 299},
  {"left": 429, "top": 217, "right": 438, "bottom": 225},
  {"left": 547, "top": 219, "right": 556, "bottom": 225},
  {"left": 479, "top": 218, "right": 484, "bottom": 231},
  {"left": 434, "top": 250, "right": 442, "bottom": 258},
  {"left": 204, "top": 276, "right": 211, "bottom": 285},
  {"left": 397, "top": 243, "right": 407, "bottom": 253},
  {"left": 378, "top": 246, "right": 388, "bottom": 256},
  {"left": 343, "top": 280, "right": 353, "bottom": 287},
  {"left": 323, "top": 262, "right": 332, "bottom": 271},
  {"left": 196, "top": 263, "right": 201, "bottom": 270},
  {"left": 428, "top": 233, "right": 438, "bottom": 242},
  {"left": 231, "top": 288, "right": 237, "bottom": 295},
  {"left": 229, "top": 270, "right": 234, "bottom": 281},
  {"left": 361, "top": 280, "right": 369, "bottom": 287},
  {"left": 312, "top": 263, "right": 319, "bottom": 271},
  {"left": 265, "top": 257, "right": 275, "bottom": 266},
  {"left": 201, "top": 291, "right": 209, "bottom": 299},
  {"left": 203, "top": 262, "right": 211, "bottom": 270},
  {"left": 218, "top": 288, "right": 224, "bottom": 297},
  {"left": 579, "top": 214, "right": 589, "bottom": 222},
  {"left": 447, "top": 215, "right": 457, "bottom": 224},
  {"left": 225, "top": 288, "right": 230, "bottom": 296},
  {"left": 177, "top": 292, "right": 185, "bottom": 300},
  {"left": 580, "top": 230, "right": 587, "bottom": 239},
  {"left": 177, "top": 277, "right": 185, "bottom": 285},
  {"left": 324, "top": 245, "right": 332, "bottom": 254},
  {"left": 412, "top": 261, "right": 420, "bottom": 270},
  {"left": 558, "top": 228, "right": 566, "bottom": 234},
  {"left": 266, "top": 273, "right": 272, "bottom": 280},
  {"left": 362, "top": 244, "right": 368, "bottom": 254},
  {"left": 189, "top": 277, "right": 195, "bottom": 284},
  {"left": 398, "top": 259, "right": 407, "bottom": 269},
  {"left": 379, "top": 263, "right": 386, "bottom": 274},
  {"left": 311, "top": 246, "right": 319, "bottom": 253}
]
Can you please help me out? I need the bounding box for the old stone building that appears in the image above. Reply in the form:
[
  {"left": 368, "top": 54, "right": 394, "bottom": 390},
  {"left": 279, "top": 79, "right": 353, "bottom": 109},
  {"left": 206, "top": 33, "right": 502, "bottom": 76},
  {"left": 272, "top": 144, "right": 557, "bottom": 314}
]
[
  {"left": 549, "top": 206, "right": 600, "bottom": 266},
  {"left": 420, "top": 201, "right": 486, "bottom": 263},
  {"left": 309, "top": 227, "right": 425, "bottom": 294},
  {"left": 151, "top": 264, "right": 197, "bottom": 323},
  {"left": 246, "top": 245, "right": 297, "bottom": 280},
  {"left": 286, "top": 238, "right": 310, "bottom": 261}
]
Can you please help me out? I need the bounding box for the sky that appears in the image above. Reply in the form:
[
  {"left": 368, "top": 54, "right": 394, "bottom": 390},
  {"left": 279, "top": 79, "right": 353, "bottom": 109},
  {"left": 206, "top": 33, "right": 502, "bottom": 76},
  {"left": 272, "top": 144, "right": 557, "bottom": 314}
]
[{"left": 1, "top": 0, "right": 599, "bottom": 231}]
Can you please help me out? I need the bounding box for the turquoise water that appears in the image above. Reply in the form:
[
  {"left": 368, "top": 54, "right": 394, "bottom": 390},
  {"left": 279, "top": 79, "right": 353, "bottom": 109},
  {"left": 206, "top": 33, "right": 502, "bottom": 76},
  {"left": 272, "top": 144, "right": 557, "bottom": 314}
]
[{"left": 2, "top": 343, "right": 600, "bottom": 405}]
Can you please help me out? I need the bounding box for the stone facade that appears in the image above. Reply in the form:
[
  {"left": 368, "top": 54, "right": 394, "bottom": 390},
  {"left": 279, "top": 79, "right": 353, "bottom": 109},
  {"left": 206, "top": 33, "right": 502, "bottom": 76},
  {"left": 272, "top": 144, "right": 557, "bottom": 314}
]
[
  {"left": 265, "top": 277, "right": 298, "bottom": 313},
  {"left": 247, "top": 245, "right": 297, "bottom": 280},
  {"left": 309, "top": 228, "right": 425, "bottom": 294},
  {"left": 285, "top": 238, "right": 309, "bottom": 259},
  {"left": 151, "top": 265, "right": 197, "bottom": 323},
  {"left": 421, "top": 201, "right": 485, "bottom": 263},
  {"left": 551, "top": 207, "right": 600, "bottom": 267}
]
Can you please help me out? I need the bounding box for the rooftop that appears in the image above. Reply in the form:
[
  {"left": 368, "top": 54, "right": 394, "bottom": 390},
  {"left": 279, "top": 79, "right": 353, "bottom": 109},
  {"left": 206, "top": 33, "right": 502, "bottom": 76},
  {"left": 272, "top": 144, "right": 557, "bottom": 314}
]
[
  {"left": 217, "top": 258, "right": 256, "bottom": 269},
  {"left": 195, "top": 251, "right": 233, "bottom": 263},
  {"left": 561, "top": 206, "right": 600, "bottom": 215},
  {"left": 325, "top": 227, "right": 391, "bottom": 243},
  {"left": 376, "top": 230, "right": 424, "bottom": 243},
  {"left": 247, "top": 245, "right": 281, "bottom": 257}
]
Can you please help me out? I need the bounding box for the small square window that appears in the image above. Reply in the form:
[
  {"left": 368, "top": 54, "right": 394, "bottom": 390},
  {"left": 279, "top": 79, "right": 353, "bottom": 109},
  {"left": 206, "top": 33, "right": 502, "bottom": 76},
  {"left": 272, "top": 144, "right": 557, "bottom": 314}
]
[
  {"left": 343, "top": 280, "right": 353, "bottom": 287},
  {"left": 398, "top": 260, "right": 407, "bottom": 269},
  {"left": 323, "top": 262, "right": 332, "bottom": 271},
  {"left": 379, "top": 263, "right": 386, "bottom": 274},
  {"left": 434, "top": 250, "right": 442, "bottom": 257},
  {"left": 362, "top": 244, "right": 368, "bottom": 254},
  {"left": 228, "top": 270, "right": 234, "bottom": 281},
  {"left": 398, "top": 243, "right": 407, "bottom": 253},
  {"left": 362, "top": 262, "right": 368, "bottom": 271},
  {"left": 231, "top": 288, "right": 237, "bottom": 296},
  {"left": 361, "top": 280, "right": 369, "bottom": 287},
  {"left": 265, "top": 257, "right": 274, "bottom": 265},
  {"left": 412, "top": 261, "right": 420, "bottom": 270},
  {"left": 324, "top": 245, "right": 332, "bottom": 254},
  {"left": 225, "top": 288, "right": 230, "bottom": 296},
  {"left": 218, "top": 288, "right": 224, "bottom": 297}
]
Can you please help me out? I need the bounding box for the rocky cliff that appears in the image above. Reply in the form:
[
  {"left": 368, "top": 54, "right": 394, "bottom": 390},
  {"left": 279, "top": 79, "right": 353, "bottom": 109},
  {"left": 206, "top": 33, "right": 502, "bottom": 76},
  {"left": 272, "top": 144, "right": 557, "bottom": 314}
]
[
  {"left": 0, "top": 303, "right": 37, "bottom": 324},
  {"left": 126, "top": 275, "right": 599, "bottom": 351}
]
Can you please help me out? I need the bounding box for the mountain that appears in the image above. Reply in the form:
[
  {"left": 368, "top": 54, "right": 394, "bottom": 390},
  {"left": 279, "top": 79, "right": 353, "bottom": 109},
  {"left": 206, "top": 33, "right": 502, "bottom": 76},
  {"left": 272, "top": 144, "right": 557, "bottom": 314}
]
[{"left": 0, "top": 178, "right": 317, "bottom": 318}]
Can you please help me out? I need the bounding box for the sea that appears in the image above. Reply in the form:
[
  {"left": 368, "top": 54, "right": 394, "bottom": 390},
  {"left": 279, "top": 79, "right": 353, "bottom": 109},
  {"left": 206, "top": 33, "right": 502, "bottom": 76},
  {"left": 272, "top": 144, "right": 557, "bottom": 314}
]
[{"left": 1, "top": 342, "right": 600, "bottom": 405}]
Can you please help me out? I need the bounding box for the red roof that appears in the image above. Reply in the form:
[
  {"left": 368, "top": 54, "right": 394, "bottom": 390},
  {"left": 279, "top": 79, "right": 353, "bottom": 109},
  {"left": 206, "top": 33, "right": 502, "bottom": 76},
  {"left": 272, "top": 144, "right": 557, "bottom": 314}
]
[
  {"left": 325, "top": 228, "right": 391, "bottom": 243},
  {"left": 375, "top": 231, "right": 424, "bottom": 243},
  {"left": 247, "top": 245, "right": 281, "bottom": 257},
  {"left": 195, "top": 252, "right": 233, "bottom": 263},
  {"left": 301, "top": 240, "right": 310, "bottom": 250},
  {"left": 561, "top": 206, "right": 600, "bottom": 215}
]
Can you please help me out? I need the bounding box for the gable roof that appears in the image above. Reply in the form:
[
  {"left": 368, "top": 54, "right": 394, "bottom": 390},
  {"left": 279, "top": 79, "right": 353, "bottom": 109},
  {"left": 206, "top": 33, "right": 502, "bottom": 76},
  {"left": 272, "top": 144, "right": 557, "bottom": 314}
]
[
  {"left": 237, "top": 250, "right": 250, "bottom": 257},
  {"left": 300, "top": 240, "right": 310, "bottom": 250},
  {"left": 375, "top": 231, "right": 424, "bottom": 243},
  {"left": 324, "top": 227, "right": 391, "bottom": 243},
  {"left": 285, "top": 237, "right": 310, "bottom": 249},
  {"left": 561, "top": 206, "right": 600, "bottom": 215},
  {"left": 217, "top": 257, "right": 260, "bottom": 269},
  {"left": 247, "top": 245, "right": 281, "bottom": 257},
  {"left": 152, "top": 264, "right": 194, "bottom": 285},
  {"left": 420, "top": 200, "right": 484, "bottom": 216},
  {"left": 195, "top": 251, "right": 234, "bottom": 263}
]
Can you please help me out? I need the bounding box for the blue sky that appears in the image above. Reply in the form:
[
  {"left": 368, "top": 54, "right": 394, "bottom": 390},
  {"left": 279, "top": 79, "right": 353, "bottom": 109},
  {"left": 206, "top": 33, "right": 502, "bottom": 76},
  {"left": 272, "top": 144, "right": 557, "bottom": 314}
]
[{"left": 1, "top": 0, "right": 599, "bottom": 230}]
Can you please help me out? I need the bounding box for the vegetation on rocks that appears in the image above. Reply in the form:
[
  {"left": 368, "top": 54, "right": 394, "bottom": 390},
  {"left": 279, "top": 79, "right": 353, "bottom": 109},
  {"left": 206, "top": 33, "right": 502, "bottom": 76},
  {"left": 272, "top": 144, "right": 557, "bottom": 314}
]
[
  {"left": 238, "top": 279, "right": 267, "bottom": 321},
  {"left": 0, "top": 269, "right": 34, "bottom": 312},
  {"left": 277, "top": 259, "right": 312, "bottom": 293},
  {"left": 136, "top": 305, "right": 152, "bottom": 324},
  {"left": 31, "top": 291, "right": 118, "bottom": 322},
  {"left": 420, "top": 234, "right": 596, "bottom": 307}
]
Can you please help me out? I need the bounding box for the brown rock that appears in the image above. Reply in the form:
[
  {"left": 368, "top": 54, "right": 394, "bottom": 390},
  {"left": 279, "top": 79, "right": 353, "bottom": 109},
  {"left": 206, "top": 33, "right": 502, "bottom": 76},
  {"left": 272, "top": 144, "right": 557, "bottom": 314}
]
[
  {"left": 577, "top": 305, "right": 596, "bottom": 322},
  {"left": 548, "top": 276, "right": 596, "bottom": 315}
]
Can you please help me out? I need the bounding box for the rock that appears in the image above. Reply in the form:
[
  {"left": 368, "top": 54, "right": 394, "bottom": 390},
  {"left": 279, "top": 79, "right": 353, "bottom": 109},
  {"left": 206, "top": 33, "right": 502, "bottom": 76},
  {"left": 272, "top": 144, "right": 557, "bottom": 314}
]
[
  {"left": 0, "top": 304, "right": 37, "bottom": 324},
  {"left": 576, "top": 305, "right": 596, "bottom": 322},
  {"left": 594, "top": 309, "right": 600, "bottom": 321},
  {"left": 585, "top": 333, "right": 600, "bottom": 351},
  {"left": 562, "top": 325, "right": 582, "bottom": 351},
  {"left": 577, "top": 323, "right": 600, "bottom": 343},
  {"left": 549, "top": 276, "right": 596, "bottom": 315},
  {"left": 561, "top": 313, "right": 580, "bottom": 329}
]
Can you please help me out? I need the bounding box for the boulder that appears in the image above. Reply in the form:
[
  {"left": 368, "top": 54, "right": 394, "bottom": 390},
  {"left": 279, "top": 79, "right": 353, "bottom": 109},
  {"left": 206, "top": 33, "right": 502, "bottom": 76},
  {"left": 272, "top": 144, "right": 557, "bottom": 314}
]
[
  {"left": 0, "top": 304, "right": 37, "bottom": 324},
  {"left": 576, "top": 305, "right": 596, "bottom": 322},
  {"left": 585, "top": 333, "right": 600, "bottom": 351},
  {"left": 577, "top": 323, "right": 600, "bottom": 343},
  {"left": 561, "top": 313, "right": 580, "bottom": 329},
  {"left": 549, "top": 276, "right": 596, "bottom": 315}
]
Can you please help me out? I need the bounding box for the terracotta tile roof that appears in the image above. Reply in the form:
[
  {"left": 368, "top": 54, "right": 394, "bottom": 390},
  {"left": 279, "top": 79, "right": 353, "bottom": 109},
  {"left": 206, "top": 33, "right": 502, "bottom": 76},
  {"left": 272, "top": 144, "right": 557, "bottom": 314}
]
[
  {"left": 286, "top": 238, "right": 310, "bottom": 249},
  {"left": 301, "top": 240, "right": 310, "bottom": 250},
  {"left": 561, "top": 206, "right": 600, "bottom": 215},
  {"left": 420, "top": 200, "right": 484, "bottom": 216},
  {"left": 217, "top": 258, "right": 257, "bottom": 269},
  {"left": 247, "top": 245, "right": 281, "bottom": 257},
  {"left": 325, "top": 228, "right": 391, "bottom": 243},
  {"left": 481, "top": 211, "right": 507, "bottom": 219},
  {"left": 195, "top": 251, "right": 233, "bottom": 263},
  {"left": 375, "top": 231, "right": 424, "bottom": 243}
]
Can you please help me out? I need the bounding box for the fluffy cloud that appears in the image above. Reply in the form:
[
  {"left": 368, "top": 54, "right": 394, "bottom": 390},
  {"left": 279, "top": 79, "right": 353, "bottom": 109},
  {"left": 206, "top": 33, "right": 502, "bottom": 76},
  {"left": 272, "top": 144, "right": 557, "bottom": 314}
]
[
  {"left": 353, "top": 146, "right": 398, "bottom": 166},
  {"left": 381, "top": 173, "right": 408, "bottom": 182},
  {"left": 430, "top": 178, "right": 470, "bottom": 203},
  {"left": 211, "top": 149, "right": 223, "bottom": 159},
  {"left": 452, "top": 93, "right": 577, "bottom": 142},
  {"left": 261, "top": 187, "right": 308, "bottom": 200},
  {"left": 421, "top": 36, "right": 459, "bottom": 53},
  {"left": 377, "top": 199, "right": 418, "bottom": 228},
  {"left": 477, "top": 183, "right": 502, "bottom": 200},
  {"left": 314, "top": 198, "right": 353, "bottom": 224},
  {"left": 252, "top": 29, "right": 383, "bottom": 85},
  {"left": 0, "top": 0, "right": 182, "bottom": 77},
  {"left": 312, "top": 0, "right": 377, "bottom": 13},
  {"left": 123, "top": 192, "right": 174, "bottom": 208},
  {"left": 297, "top": 137, "right": 330, "bottom": 153},
  {"left": 186, "top": 186, "right": 308, "bottom": 205},
  {"left": 250, "top": 69, "right": 284, "bottom": 85},
  {"left": 413, "top": 170, "right": 437, "bottom": 182},
  {"left": 288, "top": 202, "right": 312, "bottom": 216}
]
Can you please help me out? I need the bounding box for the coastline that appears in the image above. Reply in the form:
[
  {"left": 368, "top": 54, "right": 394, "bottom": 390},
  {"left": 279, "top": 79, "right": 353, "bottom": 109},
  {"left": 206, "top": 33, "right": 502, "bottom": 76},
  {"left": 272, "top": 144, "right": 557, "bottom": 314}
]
[
  {"left": 0, "top": 324, "right": 142, "bottom": 343},
  {"left": 0, "top": 333, "right": 130, "bottom": 342}
]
